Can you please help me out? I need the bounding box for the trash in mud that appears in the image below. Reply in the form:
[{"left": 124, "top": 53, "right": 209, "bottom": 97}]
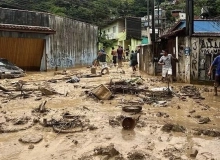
[
  {"left": 66, "top": 76, "right": 80, "bottom": 83},
  {"left": 163, "top": 147, "right": 183, "bottom": 160},
  {"left": 198, "top": 117, "right": 211, "bottom": 124},
  {"left": 180, "top": 85, "right": 204, "bottom": 100},
  {"left": 39, "top": 114, "right": 95, "bottom": 133},
  {"left": 122, "top": 117, "right": 136, "bottom": 130},
  {"left": 192, "top": 128, "right": 220, "bottom": 137},
  {"left": 94, "top": 144, "right": 120, "bottom": 157},
  {"left": 156, "top": 112, "right": 169, "bottom": 118},
  {"left": 91, "top": 84, "right": 112, "bottom": 100},
  {"left": 108, "top": 85, "right": 148, "bottom": 94},
  {"left": 0, "top": 58, "right": 25, "bottom": 79},
  {"left": 0, "top": 116, "right": 34, "bottom": 133},
  {"left": 161, "top": 123, "right": 186, "bottom": 133},
  {"left": 32, "top": 101, "right": 50, "bottom": 116},
  {"left": 38, "top": 85, "right": 58, "bottom": 96},
  {"left": 127, "top": 151, "right": 151, "bottom": 160},
  {"left": 109, "top": 115, "right": 125, "bottom": 127},
  {"left": 19, "top": 134, "right": 43, "bottom": 143},
  {"left": 122, "top": 105, "right": 142, "bottom": 113}
]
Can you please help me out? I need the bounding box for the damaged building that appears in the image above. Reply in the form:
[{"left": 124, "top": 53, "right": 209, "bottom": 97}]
[
  {"left": 139, "top": 19, "right": 220, "bottom": 84},
  {"left": 0, "top": 7, "right": 98, "bottom": 71}
]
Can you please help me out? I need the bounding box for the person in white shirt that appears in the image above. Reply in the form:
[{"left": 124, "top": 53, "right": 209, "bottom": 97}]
[{"left": 158, "top": 49, "right": 178, "bottom": 82}]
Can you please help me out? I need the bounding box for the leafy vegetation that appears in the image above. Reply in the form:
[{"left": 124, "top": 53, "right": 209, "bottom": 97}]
[{"left": 1, "top": 0, "right": 220, "bottom": 26}]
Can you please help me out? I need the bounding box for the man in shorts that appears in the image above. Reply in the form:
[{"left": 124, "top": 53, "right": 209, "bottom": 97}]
[
  {"left": 208, "top": 54, "right": 220, "bottom": 96},
  {"left": 158, "top": 49, "right": 178, "bottom": 82}
]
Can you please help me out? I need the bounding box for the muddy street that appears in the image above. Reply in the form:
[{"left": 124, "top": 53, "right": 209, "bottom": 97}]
[{"left": 0, "top": 63, "right": 220, "bottom": 160}]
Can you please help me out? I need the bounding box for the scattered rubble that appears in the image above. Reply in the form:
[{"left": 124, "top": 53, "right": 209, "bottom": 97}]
[
  {"left": 161, "top": 123, "right": 186, "bottom": 133},
  {"left": 19, "top": 134, "right": 43, "bottom": 143}
]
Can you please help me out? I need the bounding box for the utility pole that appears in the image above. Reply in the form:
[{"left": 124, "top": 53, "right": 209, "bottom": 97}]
[
  {"left": 186, "top": 0, "right": 194, "bottom": 36},
  {"left": 151, "top": 0, "right": 156, "bottom": 76},
  {"left": 151, "top": 0, "right": 155, "bottom": 42}
]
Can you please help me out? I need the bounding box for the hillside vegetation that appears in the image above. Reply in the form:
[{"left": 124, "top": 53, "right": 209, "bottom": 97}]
[{"left": 1, "top": 0, "right": 220, "bottom": 27}]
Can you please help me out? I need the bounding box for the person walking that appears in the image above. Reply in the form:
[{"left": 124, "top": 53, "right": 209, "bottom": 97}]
[
  {"left": 208, "top": 54, "right": 220, "bottom": 96},
  {"left": 111, "top": 47, "right": 117, "bottom": 67},
  {"left": 117, "top": 46, "right": 123, "bottom": 67},
  {"left": 158, "top": 49, "right": 178, "bottom": 82},
  {"left": 130, "top": 50, "right": 138, "bottom": 72},
  {"left": 98, "top": 48, "right": 108, "bottom": 69}
]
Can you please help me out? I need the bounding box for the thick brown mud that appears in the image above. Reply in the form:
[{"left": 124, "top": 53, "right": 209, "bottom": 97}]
[{"left": 0, "top": 63, "right": 220, "bottom": 160}]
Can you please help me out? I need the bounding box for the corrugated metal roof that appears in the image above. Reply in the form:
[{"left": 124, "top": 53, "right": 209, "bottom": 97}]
[
  {"left": 160, "top": 20, "right": 220, "bottom": 39},
  {"left": 178, "top": 20, "right": 220, "bottom": 33},
  {"left": 0, "top": 24, "right": 56, "bottom": 34}
]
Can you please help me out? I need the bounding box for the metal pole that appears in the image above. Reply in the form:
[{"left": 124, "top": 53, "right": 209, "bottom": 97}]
[
  {"left": 151, "top": 0, "right": 155, "bottom": 42},
  {"left": 186, "top": 0, "right": 189, "bottom": 36}
]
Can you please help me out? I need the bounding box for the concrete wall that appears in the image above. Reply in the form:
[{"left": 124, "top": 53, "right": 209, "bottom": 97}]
[
  {"left": 139, "top": 44, "right": 154, "bottom": 75},
  {"left": 191, "top": 37, "right": 220, "bottom": 82},
  {"left": 48, "top": 15, "right": 98, "bottom": 69}
]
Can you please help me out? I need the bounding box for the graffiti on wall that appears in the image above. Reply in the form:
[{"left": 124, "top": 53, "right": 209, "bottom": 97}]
[
  {"left": 191, "top": 39, "right": 199, "bottom": 80},
  {"left": 48, "top": 53, "right": 73, "bottom": 68},
  {"left": 47, "top": 50, "right": 94, "bottom": 69},
  {"left": 198, "top": 38, "right": 220, "bottom": 80},
  {"left": 177, "top": 43, "right": 185, "bottom": 82}
]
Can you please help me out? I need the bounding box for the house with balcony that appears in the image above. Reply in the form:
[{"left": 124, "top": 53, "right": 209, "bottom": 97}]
[
  {"left": 141, "top": 8, "right": 166, "bottom": 45},
  {"left": 100, "top": 17, "right": 142, "bottom": 56}
]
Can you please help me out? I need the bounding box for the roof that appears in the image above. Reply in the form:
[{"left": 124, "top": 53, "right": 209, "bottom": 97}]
[
  {"left": 0, "top": 24, "right": 56, "bottom": 34},
  {"left": 160, "top": 19, "right": 220, "bottom": 38}
]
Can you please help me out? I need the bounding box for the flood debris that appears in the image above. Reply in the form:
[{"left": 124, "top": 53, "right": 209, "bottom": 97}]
[
  {"left": 161, "top": 123, "right": 186, "bottom": 133},
  {"left": 156, "top": 112, "right": 169, "bottom": 118},
  {"left": 19, "top": 134, "right": 43, "bottom": 144},
  {"left": 109, "top": 115, "right": 125, "bottom": 127},
  {"left": 122, "top": 105, "right": 142, "bottom": 113},
  {"left": 39, "top": 113, "right": 96, "bottom": 133},
  {"left": 0, "top": 58, "right": 25, "bottom": 79},
  {"left": 94, "top": 144, "right": 120, "bottom": 158},
  {"left": 66, "top": 76, "right": 80, "bottom": 83},
  {"left": 38, "top": 86, "right": 59, "bottom": 96},
  {"left": 198, "top": 117, "right": 211, "bottom": 124},
  {"left": 32, "top": 101, "right": 49, "bottom": 114},
  {"left": 127, "top": 151, "right": 147, "bottom": 160},
  {"left": 91, "top": 84, "right": 112, "bottom": 100},
  {"left": 190, "top": 149, "right": 198, "bottom": 158},
  {"left": 180, "top": 85, "right": 204, "bottom": 99},
  {"left": 0, "top": 116, "right": 34, "bottom": 133},
  {"left": 192, "top": 128, "right": 220, "bottom": 137}
]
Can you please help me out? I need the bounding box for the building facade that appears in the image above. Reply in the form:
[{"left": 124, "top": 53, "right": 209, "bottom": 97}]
[{"left": 0, "top": 7, "right": 98, "bottom": 71}]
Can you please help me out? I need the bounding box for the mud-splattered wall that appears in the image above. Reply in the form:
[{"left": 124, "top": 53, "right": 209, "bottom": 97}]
[
  {"left": 191, "top": 37, "right": 220, "bottom": 81},
  {"left": 0, "top": 7, "right": 98, "bottom": 70},
  {"left": 176, "top": 37, "right": 186, "bottom": 82},
  {"left": 48, "top": 16, "right": 98, "bottom": 69}
]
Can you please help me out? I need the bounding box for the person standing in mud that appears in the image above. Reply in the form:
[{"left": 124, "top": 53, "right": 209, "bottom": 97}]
[
  {"left": 130, "top": 50, "right": 138, "bottom": 72},
  {"left": 158, "top": 49, "right": 178, "bottom": 82},
  {"left": 111, "top": 47, "right": 117, "bottom": 67},
  {"left": 208, "top": 54, "right": 220, "bottom": 96},
  {"left": 98, "top": 48, "right": 108, "bottom": 69},
  {"left": 117, "top": 46, "right": 123, "bottom": 67}
]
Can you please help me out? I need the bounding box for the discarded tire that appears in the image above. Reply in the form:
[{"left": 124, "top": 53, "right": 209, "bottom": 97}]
[
  {"left": 122, "top": 117, "right": 136, "bottom": 130},
  {"left": 101, "top": 67, "right": 109, "bottom": 75},
  {"left": 122, "top": 105, "right": 142, "bottom": 113}
]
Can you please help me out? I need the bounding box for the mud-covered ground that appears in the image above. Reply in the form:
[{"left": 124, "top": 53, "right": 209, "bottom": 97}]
[{"left": 0, "top": 63, "right": 220, "bottom": 160}]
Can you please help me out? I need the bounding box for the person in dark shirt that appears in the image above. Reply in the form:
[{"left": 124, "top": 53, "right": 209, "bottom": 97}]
[
  {"left": 111, "top": 47, "right": 117, "bottom": 67},
  {"left": 208, "top": 54, "right": 220, "bottom": 96},
  {"left": 130, "top": 50, "right": 138, "bottom": 71},
  {"left": 117, "top": 46, "right": 123, "bottom": 67}
]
